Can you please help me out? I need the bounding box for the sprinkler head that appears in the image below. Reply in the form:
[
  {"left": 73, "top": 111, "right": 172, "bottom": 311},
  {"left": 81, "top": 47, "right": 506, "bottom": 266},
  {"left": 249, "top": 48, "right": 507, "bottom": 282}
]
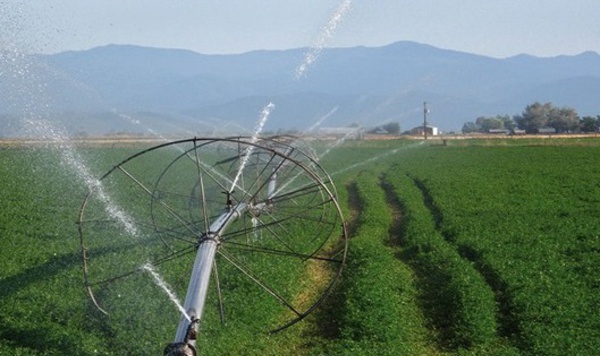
[
  {"left": 163, "top": 342, "right": 196, "bottom": 356},
  {"left": 166, "top": 317, "right": 199, "bottom": 355},
  {"left": 221, "top": 190, "right": 234, "bottom": 209}
]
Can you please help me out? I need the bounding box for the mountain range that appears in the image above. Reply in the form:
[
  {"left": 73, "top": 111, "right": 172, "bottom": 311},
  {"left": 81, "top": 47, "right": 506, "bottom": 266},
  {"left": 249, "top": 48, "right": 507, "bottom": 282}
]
[{"left": 1, "top": 41, "right": 599, "bottom": 136}]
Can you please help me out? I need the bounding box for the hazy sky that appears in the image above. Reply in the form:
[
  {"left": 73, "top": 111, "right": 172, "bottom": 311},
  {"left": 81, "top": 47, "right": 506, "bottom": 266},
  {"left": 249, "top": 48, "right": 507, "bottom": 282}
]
[{"left": 3, "top": 1, "right": 600, "bottom": 58}]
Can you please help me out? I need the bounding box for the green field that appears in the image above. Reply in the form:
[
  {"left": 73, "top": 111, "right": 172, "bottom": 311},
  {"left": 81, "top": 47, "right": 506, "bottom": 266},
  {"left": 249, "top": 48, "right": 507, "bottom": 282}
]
[{"left": 1, "top": 138, "right": 599, "bottom": 355}]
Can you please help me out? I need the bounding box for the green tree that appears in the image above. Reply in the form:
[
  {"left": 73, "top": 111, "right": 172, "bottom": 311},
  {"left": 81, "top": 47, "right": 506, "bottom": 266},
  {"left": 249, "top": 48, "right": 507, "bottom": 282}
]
[
  {"left": 547, "top": 106, "right": 579, "bottom": 133},
  {"left": 475, "top": 116, "right": 504, "bottom": 132},
  {"left": 462, "top": 115, "right": 513, "bottom": 133},
  {"left": 461, "top": 121, "right": 478, "bottom": 133},
  {"left": 514, "top": 102, "right": 553, "bottom": 133},
  {"left": 580, "top": 116, "right": 600, "bottom": 132},
  {"left": 382, "top": 122, "right": 400, "bottom": 135},
  {"left": 500, "top": 115, "right": 516, "bottom": 131}
]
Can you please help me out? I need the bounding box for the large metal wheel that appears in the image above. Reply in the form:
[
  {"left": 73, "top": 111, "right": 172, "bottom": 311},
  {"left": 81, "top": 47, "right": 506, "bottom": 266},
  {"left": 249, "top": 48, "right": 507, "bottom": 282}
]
[{"left": 77, "top": 136, "right": 347, "bottom": 337}]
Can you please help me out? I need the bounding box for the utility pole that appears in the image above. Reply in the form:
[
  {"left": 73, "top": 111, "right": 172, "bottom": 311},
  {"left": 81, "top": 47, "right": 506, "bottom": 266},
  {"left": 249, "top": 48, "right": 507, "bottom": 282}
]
[{"left": 423, "top": 101, "right": 429, "bottom": 140}]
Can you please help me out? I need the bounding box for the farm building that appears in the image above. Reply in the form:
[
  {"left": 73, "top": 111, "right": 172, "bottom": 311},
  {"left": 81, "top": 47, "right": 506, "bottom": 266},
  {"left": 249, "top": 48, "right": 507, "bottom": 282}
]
[
  {"left": 538, "top": 127, "right": 557, "bottom": 134},
  {"left": 488, "top": 129, "right": 509, "bottom": 135},
  {"left": 411, "top": 124, "right": 439, "bottom": 136}
]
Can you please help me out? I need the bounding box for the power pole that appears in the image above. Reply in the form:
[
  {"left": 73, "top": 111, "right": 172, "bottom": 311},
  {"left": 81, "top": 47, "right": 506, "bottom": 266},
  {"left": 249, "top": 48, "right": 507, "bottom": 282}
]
[{"left": 423, "top": 101, "right": 429, "bottom": 140}]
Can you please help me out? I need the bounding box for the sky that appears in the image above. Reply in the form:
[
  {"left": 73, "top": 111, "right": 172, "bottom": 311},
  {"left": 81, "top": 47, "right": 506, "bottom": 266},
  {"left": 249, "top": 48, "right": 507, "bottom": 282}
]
[{"left": 2, "top": 1, "right": 600, "bottom": 58}]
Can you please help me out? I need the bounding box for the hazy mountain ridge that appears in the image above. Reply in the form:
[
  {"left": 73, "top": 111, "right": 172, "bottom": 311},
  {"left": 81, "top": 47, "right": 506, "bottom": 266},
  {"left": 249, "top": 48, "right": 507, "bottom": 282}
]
[{"left": 2, "top": 41, "right": 599, "bottom": 135}]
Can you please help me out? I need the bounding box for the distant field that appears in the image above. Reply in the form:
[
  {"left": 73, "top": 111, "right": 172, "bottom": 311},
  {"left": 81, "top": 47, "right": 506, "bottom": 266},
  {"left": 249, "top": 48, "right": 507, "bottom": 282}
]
[{"left": 1, "top": 138, "right": 599, "bottom": 355}]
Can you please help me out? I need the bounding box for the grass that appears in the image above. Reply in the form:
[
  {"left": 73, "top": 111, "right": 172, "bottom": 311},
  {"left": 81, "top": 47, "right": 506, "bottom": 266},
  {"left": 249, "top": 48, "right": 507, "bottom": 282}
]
[{"left": 1, "top": 138, "right": 600, "bottom": 354}]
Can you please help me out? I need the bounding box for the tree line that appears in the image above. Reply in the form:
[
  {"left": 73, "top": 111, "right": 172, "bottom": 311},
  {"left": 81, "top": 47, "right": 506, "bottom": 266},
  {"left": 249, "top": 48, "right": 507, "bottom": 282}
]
[{"left": 462, "top": 102, "right": 600, "bottom": 134}]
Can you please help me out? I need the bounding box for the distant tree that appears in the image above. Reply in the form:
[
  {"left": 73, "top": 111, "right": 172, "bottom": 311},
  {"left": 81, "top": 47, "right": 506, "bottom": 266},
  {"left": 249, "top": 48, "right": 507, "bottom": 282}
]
[
  {"left": 547, "top": 106, "right": 580, "bottom": 133},
  {"left": 462, "top": 115, "right": 513, "bottom": 133},
  {"left": 580, "top": 116, "right": 600, "bottom": 132},
  {"left": 368, "top": 122, "right": 400, "bottom": 135},
  {"left": 475, "top": 116, "right": 504, "bottom": 132},
  {"left": 462, "top": 121, "right": 478, "bottom": 133},
  {"left": 382, "top": 122, "right": 400, "bottom": 135},
  {"left": 514, "top": 102, "right": 553, "bottom": 133},
  {"left": 500, "top": 115, "right": 516, "bottom": 131}
]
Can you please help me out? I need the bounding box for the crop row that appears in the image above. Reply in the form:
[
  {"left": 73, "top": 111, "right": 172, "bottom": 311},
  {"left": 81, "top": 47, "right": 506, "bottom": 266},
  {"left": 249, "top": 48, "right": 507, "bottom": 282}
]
[
  {"left": 317, "top": 141, "right": 600, "bottom": 355},
  {"left": 382, "top": 171, "right": 509, "bottom": 352},
  {"left": 322, "top": 171, "right": 429, "bottom": 355},
  {"left": 395, "top": 145, "right": 600, "bottom": 355}
]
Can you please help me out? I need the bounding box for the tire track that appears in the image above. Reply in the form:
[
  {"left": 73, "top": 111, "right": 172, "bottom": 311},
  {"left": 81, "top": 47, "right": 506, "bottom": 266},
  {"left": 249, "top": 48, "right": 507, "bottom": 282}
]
[
  {"left": 380, "top": 176, "right": 452, "bottom": 350},
  {"left": 306, "top": 181, "right": 361, "bottom": 342},
  {"left": 379, "top": 177, "right": 444, "bottom": 355}
]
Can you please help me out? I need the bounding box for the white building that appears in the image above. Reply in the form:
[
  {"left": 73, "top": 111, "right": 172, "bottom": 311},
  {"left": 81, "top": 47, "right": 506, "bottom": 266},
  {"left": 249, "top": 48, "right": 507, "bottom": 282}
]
[{"left": 411, "top": 125, "right": 439, "bottom": 136}]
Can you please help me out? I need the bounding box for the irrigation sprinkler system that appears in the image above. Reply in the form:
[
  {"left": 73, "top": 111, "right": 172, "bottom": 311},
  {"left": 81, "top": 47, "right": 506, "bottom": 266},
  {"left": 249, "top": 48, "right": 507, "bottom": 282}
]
[{"left": 77, "top": 136, "right": 348, "bottom": 355}]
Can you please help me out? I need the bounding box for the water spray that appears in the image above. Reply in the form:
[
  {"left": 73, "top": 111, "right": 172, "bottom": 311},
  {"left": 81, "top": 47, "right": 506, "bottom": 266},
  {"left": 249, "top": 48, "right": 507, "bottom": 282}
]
[
  {"left": 295, "top": 0, "right": 352, "bottom": 79},
  {"left": 305, "top": 106, "right": 339, "bottom": 133},
  {"left": 143, "top": 263, "right": 191, "bottom": 322},
  {"left": 229, "top": 102, "right": 274, "bottom": 193}
]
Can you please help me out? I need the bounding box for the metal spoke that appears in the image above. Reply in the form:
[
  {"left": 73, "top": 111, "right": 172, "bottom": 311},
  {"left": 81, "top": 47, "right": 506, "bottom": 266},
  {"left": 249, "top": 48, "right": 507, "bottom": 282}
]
[
  {"left": 87, "top": 244, "right": 197, "bottom": 288},
  {"left": 221, "top": 240, "right": 344, "bottom": 264},
  {"left": 192, "top": 142, "right": 212, "bottom": 236},
  {"left": 212, "top": 259, "right": 226, "bottom": 325},
  {"left": 117, "top": 166, "right": 199, "bottom": 237},
  {"left": 217, "top": 247, "right": 302, "bottom": 317}
]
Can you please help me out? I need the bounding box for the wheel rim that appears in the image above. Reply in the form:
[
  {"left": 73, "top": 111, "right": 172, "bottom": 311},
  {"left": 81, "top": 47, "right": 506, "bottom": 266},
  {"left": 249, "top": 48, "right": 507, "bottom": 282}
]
[{"left": 78, "top": 136, "right": 347, "bottom": 333}]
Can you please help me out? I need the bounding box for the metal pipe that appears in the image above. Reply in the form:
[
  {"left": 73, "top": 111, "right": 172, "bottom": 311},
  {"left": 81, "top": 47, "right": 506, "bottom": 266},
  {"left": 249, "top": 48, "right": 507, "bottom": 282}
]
[{"left": 174, "top": 203, "right": 247, "bottom": 344}]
